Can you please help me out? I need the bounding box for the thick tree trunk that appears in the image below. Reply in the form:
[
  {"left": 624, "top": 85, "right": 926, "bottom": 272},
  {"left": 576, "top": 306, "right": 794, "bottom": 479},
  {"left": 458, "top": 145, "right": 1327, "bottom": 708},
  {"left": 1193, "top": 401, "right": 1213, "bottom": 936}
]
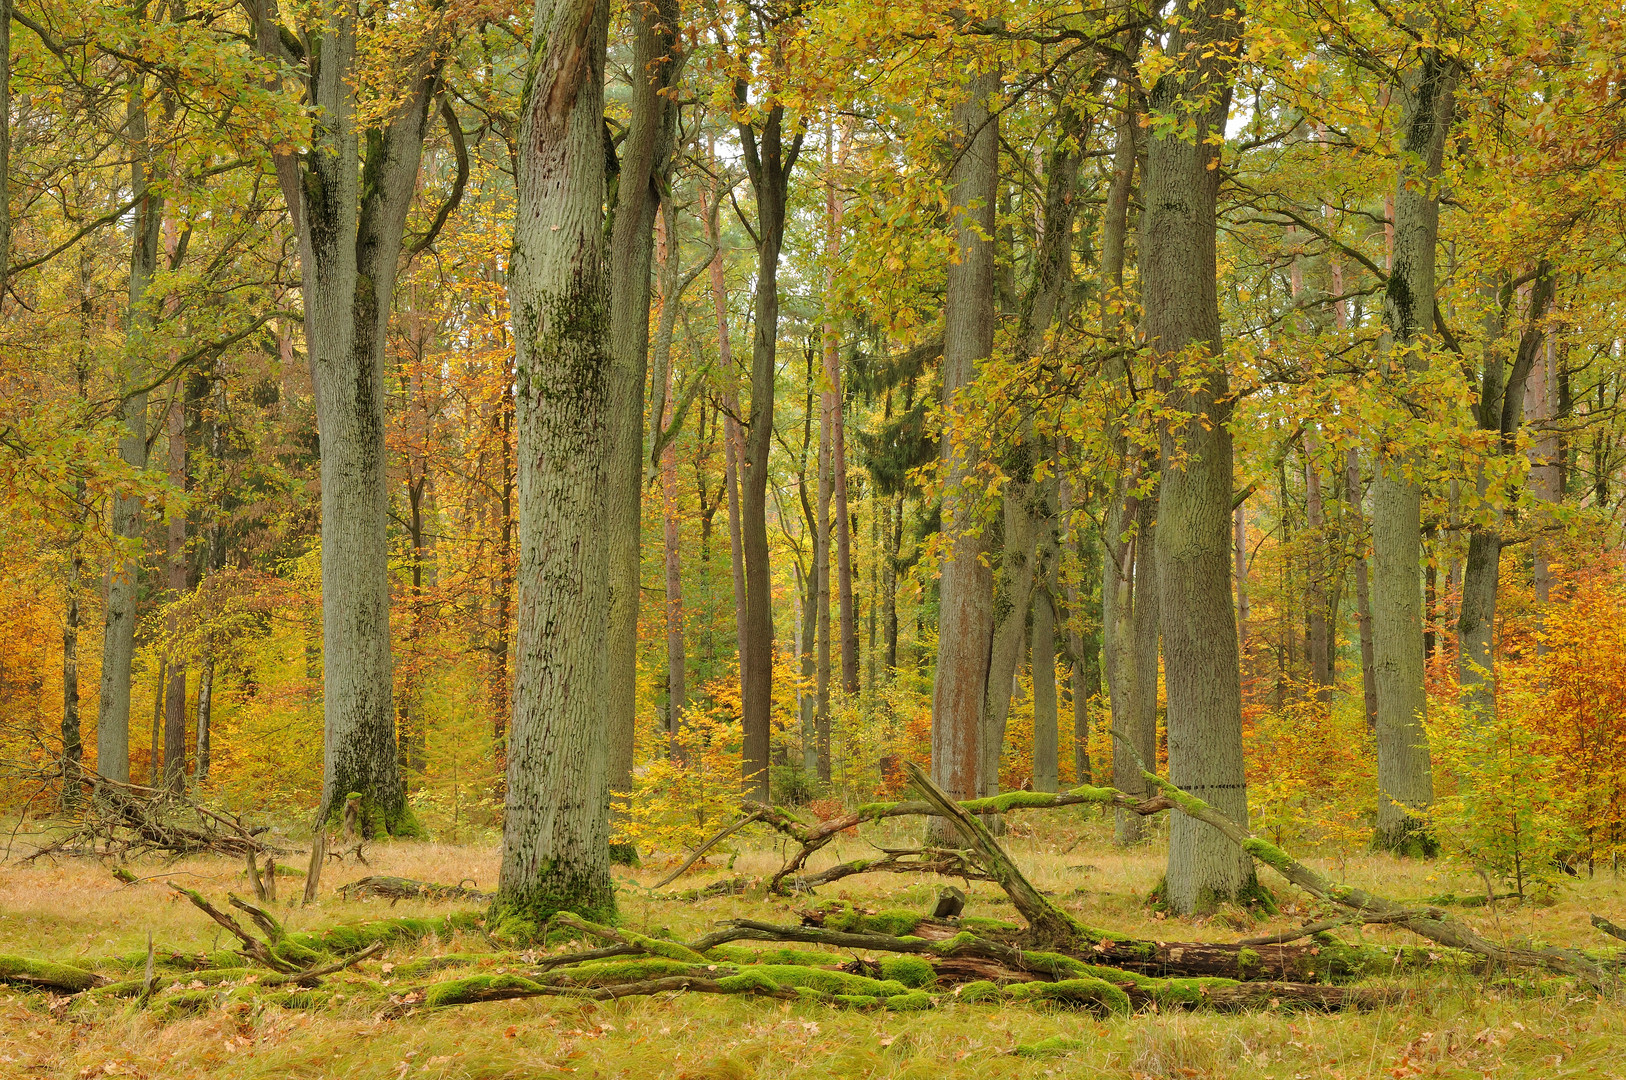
[
  {"left": 98, "top": 81, "right": 164, "bottom": 788},
  {"left": 495, "top": 0, "right": 615, "bottom": 927},
  {"left": 251, "top": 0, "right": 441, "bottom": 834},
  {"left": 737, "top": 107, "right": 802, "bottom": 803},
  {"left": 1371, "top": 49, "right": 1456, "bottom": 854},
  {"left": 1142, "top": 0, "right": 1251, "bottom": 912},
  {"left": 931, "top": 64, "right": 999, "bottom": 812},
  {"left": 605, "top": 0, "right": 683, "bottom": 844}
]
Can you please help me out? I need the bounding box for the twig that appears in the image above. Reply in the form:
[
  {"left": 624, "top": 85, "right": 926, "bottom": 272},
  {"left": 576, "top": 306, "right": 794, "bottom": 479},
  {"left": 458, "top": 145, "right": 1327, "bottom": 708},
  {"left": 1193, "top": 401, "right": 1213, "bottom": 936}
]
[{"left": 654, "top": 811, "right": 764, "bottom": 889}]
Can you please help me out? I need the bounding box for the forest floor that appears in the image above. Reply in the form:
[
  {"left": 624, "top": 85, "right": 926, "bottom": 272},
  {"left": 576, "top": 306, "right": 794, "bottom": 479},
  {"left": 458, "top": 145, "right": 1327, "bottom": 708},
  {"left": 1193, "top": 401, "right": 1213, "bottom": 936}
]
[{"left": 1, "top": 809, "right": 1623, "bottom": 1080}]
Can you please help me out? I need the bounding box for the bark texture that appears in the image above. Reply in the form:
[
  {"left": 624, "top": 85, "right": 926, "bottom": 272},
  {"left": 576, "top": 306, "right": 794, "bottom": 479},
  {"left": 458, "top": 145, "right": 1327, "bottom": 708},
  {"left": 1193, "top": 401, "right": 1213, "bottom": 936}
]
[
  {"left": 494, "top": 0, "right": 615, "bottom": 927},
  {"left": 1141, "top": 0, "right": 1251, "bottom": 912},
  {"left": 737, "top": 100, "right": 803, "bottom": 802},
  {"left": 1371, "top": 48, "right": 1456, "bottom": 853},
  {"left": 605, "top": 0, "right": 683, "bottom": 840},
  {"left": 250, "top": 0, "right": 443, "bottom": 833},
  {"left": 931, "top": 64, "right": 998, "bottom": 810}
]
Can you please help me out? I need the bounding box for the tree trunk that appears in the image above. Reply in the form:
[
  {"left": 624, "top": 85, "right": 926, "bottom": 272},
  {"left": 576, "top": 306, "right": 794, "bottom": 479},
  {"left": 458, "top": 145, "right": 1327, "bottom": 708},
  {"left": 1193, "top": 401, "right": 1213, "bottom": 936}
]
[
  {"left": 1346, "top": 450, "right": 1378, "bottom": 732},
  {"left": 495, "top": 0, "right": 615, "bottom": 927},
  {"left": 163, "top": 391, "right": 189, "bottom": 791},
  {"left": 1458, "top": 269, "right": 1553, "bottom": 717},
  {"left": 1304, "top": 445, "right": 1330, "bottom": 704},
  {"left": 196, "top": 657, "right": 213, "bottom": 785},
  {"left": 250, "top": 0, "right": 442, "bottom": 834},
  {"left": 1143, "top": 0, "right": 1251, "bottom": 912},
  {"left": 63, "top": 546, "right": 83, "bottom": 806},
  {"left": 1066, "top": 503, "right": 1100, "bottom": 787},
  {"left": 1234, "top": 503, "right": 1250, "bottom": 667},
  {"left": 737, "top": 105, "right": 802, "bottom": 803},
  {"left": 661, "top": 349, "right": 686, "bottom": 755},
  {"left": 1113, "top": 497, "right": 1161, "bottom": 845},
  {"left": 605, "top": 0, "right": 683, "bottom": 848},
  {"left": 1371, "top": 48, "right": 1456, "bottom": 854},
  {"left": 824, "top": 129, "right": 859, "bottom": 696},
  {"left": 816, "top": 326, "right": 834, "bottom": 781},
  {"left": 931, "top": 62, "right": 999, "bottom": 813},
  {"left": 1032, "top": 584, "right": 1058, "bottom": 793}
]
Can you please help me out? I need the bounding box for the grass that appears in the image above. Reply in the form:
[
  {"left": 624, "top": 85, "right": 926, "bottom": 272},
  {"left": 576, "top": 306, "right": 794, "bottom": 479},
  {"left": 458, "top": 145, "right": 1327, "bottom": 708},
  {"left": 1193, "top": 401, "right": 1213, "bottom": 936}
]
[{"left": 1, "top": 809, "right": 1622, "bottom": 1079}]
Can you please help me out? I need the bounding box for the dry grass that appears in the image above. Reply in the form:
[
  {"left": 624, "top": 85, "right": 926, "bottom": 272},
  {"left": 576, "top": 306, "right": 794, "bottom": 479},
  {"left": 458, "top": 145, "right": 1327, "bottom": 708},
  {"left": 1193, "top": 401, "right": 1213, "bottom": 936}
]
[{"left": 1, "top": 809, "right": 1623, "bottom": 1079}]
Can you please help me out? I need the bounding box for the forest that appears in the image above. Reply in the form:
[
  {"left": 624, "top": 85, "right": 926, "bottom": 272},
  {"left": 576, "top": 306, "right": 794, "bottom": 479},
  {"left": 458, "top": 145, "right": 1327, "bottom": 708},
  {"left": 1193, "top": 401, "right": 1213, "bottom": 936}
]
[{"left": 1, "top": 0, "right": 1624, "bottom": 1075}]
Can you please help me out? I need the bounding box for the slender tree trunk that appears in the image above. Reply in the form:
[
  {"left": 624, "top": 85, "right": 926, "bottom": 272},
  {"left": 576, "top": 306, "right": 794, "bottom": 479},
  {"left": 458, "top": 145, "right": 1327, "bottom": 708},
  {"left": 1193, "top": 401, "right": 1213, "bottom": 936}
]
[
  {"left": 1305, "top": 443, "right": 1330, "bottom": 704},
  {"left": 816, "top": 327, "right": 834, "bottom": 781},
  {"left": 885, "top": 490, "right": 902, "bottom": 672},
  {"left": 99, "top": 77, "right": 164, "bottom": 789},
  {"left": 149, "top": 659, "right": 164, "bottom": 786},
  {"left": 1459, "top": 269, "right": 1553, "bottom": 716},
  {"left": 605, "top": 0, "right": 683, "bottom": 853},
  {"left": 494, "top": 0, "right": 615, "bottom": 926},
  {"left": 1234, "top": 503, "right": 1249, "bottom": 665},
  {"left": 661, "top": 354, "right": 686, "bottom": 755},
  {"left": 0, "top": 0, "right": 9, "bottom": 291},
  {"left": 163, "top": 391, "right": 189, "bottom": 791},
  {"left": 1371, "top": 48, "right": 1457, "bottom": 854},
  {"left": 1346, "top": 450, "right": 1379, "bottom": 731},
  {"left": 1143, "top": 0, "right": 1251, "bottom": 912},
  {"left": 1064, "top": 485, "right": 1100, "bottom": 786},
  {"left": 1032, "top": 584, "right": 1058, "bottom": 793},
  {"left": 931, "top": 62, "right": 999, "bottom": 814},
  {"left": 737, "top": 106, "right": 803, "bottom": 802},
  {"left": 1122, "top": 500, "right": 1162, "bottom": 845},
  {"left": 196, "top": 657, "right": 213, "bottom": 785},
  {"left": 63, "top": 546, "right": 83, "bottom": 806},
  {"left": 822, "top": 130, "right": 859, "bottom": 696}
]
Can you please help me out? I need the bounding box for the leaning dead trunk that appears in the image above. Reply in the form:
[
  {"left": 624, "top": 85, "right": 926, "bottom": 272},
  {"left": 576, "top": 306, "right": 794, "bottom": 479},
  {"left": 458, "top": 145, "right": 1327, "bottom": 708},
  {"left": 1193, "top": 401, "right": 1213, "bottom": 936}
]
[
  {"left": 494, "top": 0, "right": 615, "bottom": 928},
  {"left": 1142, "top": 0, "right": 1252, "bottom": 912}
]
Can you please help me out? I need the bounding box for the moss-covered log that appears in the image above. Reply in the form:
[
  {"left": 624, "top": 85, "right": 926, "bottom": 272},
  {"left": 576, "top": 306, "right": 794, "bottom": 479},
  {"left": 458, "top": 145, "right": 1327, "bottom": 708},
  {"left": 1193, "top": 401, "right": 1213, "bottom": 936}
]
[{"left": 0, "top": 955, "right": 105, "bottom": 992}]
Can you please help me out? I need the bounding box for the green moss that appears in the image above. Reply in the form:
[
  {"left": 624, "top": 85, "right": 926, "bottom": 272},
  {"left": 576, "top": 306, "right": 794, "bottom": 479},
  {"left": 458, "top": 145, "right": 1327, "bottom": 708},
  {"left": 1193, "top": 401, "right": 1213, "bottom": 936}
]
[
  {"left": 958, "top": 790, "right": 1067, "bottom": 815},
  {"left": 1370, "top": 816, "right": 1439, "bottom": 858},
  {"left": 1239, "top": 837, "right": 1297, "bottom": 876},
  {"left": 1008, "top": 977, "right": 1131, "bottom": 1014},
  {"left": 955, "top": 980, "right": 1005, "bottom": 1003},
  {"left": 553, "top": 958, "right": 706, "bottom": 984},
  {"left": 959, "top": 916, "right": 1023, "bottom": 936},
  {"left": 1236, "top": 948, "right": 1262, "bottom": 975},
  {"left": 879, "top": 956, "right": 936, "bottom": 988},
  {"left": 284, "top": 917, "right": 446, "bottom": 957},
  {"left": 424, "top": 973, "right": 545, "bottom": 1007},
  {"left": 1014, "top": 1036, "right": 1088, "bottom": 1056},
  {"left": 707, "top": 945, "right": 841, "bottom": 967},
  {"left": 0, "top": 955, "right": 102, "bottom": 993},
  {"left": 715, "top": 969, "right": 784, "bottom": 994},
  {"left": 608, "top": 843, "right": 640, "bottom": 867},
  {"left": 208, "top": 950, "right": 250, "bottom": 969},
  {"left": 748, "top": 964, "right": 907, "bottom": 998},
  {"left": 390, "top": 953, "right": 495, "bottom": 978},
  {"left": 852, "top": 801, "right": 899, "bottom": 822},
  {"left": 151, "top": 989, "right": 218, "bottom": 1021},
  {"left": 270, "top": 939, "right": 325, "bottom": 968},
  {"left": 1237, "top": 879, "right": 1279, "bottom": 915},
  {"left": 884, "top": 990, "right": 933, "bottom": 1010},
  {"left": 819, "top": 903, "right": 923, "bottom": 937}
]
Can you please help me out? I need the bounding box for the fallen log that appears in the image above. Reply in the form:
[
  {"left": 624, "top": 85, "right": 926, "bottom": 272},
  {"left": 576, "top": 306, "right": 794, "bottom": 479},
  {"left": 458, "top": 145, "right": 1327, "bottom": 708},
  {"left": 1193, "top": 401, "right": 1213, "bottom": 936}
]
[{"left": 337, "top": 876, "right": 493, "bottom": 904}]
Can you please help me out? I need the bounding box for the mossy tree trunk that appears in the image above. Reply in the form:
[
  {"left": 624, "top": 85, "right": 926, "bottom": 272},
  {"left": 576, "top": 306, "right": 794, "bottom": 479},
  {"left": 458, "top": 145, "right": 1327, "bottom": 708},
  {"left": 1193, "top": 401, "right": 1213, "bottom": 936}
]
[
  {"left": 1141, "top": 0, "right": 1251, "bottom": 912},
  {"left": 1371, "top": 47, "right": 1457, "bottom": 852},
  {"left": 248, "top": 0, "right": 443, "bottom": 834},
  {"left": 493, "top": 0, "right": 615, "bottom": 927}
]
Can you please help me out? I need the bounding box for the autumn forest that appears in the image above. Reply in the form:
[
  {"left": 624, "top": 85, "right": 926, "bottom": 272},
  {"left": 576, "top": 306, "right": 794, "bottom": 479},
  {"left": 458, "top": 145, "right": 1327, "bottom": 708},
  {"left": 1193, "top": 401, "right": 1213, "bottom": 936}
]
[{"left": 1, "top": 0, "right": 1624, "bottom": 1075}]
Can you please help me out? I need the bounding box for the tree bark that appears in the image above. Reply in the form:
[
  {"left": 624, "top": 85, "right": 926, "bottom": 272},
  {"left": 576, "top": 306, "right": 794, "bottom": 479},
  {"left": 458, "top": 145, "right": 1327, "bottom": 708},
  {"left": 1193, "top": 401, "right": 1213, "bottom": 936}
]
[
  {"left": 495, "top": 0, "right": 615, "bottom": 926},
  {"left": 1458, "top": 268, "right": 1553, "bottom": 717},
  {"left": 1032, "top": 582, "right": 1058, "bottom": 793},
  {"left": 816, "top": 325, "right": 834, "bottom": 780},
  {"left": 737, "top": 100, "right": 803, "bottom": 802},
  {"left": 98, "top": 76, "right": 163, "bottom": 788},
  {"left": 661, "top": 338, "right": 686, "bottom": 755},
  {"left": 163, "top": 390, "right": 189, "bottom": 791},
  {"left": 1371, "top": 48, "right": 1456, "bottom": 853},
  {"left": 250, "top": 0, "right": 443, "bottom": 833},
  {"left": 931, "top": 62, "right": 999, "bottom": 814},
  {"left": 1142, "top": 0, "right": 1251, "bottom": 912},
  {"left": 605, "top": 0, "right": 683, "bottom": 843},
  {"left": 1346, "top": 450, "right": 1378, "bottom": 732},
  {"left": 1304, "top": 444, "right": 1330, "bottom": 704}
]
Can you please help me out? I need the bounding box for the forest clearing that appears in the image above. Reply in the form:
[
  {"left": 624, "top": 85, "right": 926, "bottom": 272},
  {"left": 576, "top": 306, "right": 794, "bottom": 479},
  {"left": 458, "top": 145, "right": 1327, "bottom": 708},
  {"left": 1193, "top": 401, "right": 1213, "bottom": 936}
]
[{"left": 3, "top": 0, "right": 1626, "bottom": 1073}]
